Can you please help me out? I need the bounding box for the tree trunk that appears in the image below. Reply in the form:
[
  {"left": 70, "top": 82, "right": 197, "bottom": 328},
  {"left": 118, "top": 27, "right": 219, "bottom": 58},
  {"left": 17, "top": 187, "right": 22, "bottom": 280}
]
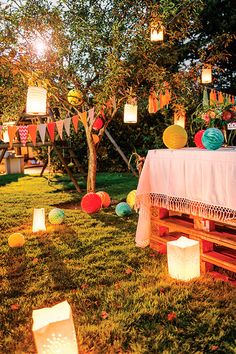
[{"left": 86, "top": 128, "right": 97, "bottom": 193}]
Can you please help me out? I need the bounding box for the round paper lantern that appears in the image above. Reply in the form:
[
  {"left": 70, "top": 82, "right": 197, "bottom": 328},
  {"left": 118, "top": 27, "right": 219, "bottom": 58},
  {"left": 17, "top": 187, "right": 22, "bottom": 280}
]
[
  {"left": 67, "top": 89, "right": 83, "bottom": 106},
  {"left": 81, "top": 193, "right": 102, "bottom": 214},
  {"left": 194, "top": 130, "right": 206, "bottom": 149},
  {"left": 96, "top": 191, "right": 111, "bottom": 208},
  {"left": 8, "top": 233, "right": 25, "bottom": 248},
  {"left": 126, "top": 190, "right": 137, "bottom": 209},
  {"left": 163, "top": 125, "right": 188, "bottom": 149},
  {"left": 48, "top": 208, "right": 65, "bottom": 225},
  {"left": 92, "top": 134, "right": 100, "bottom": 144},
  {"left": 115, "top": 202, "right": 132, "bottom": 217},
  {"left": 202, "top": 128, "right": 224, "bottom": 150},
  {"left": 93, "top": 118, "right": 104, "bottom": 131}
]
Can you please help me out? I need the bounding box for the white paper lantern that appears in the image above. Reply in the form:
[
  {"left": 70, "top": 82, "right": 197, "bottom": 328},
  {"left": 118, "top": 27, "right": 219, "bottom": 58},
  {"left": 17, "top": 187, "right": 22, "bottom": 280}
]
[
  {"left": 150, "top": 24, "right": 164, "bottom": 42},
  {"left": 167, "top": 236, "right": 200, "bottom": 281},
  {"left": 32, "top": 208, "right": 46, "bottom": 232},
  {"left": 26, "top": 86, "right": 47, "bottom": 115},
  {"left": 32, "top": 301, "right": 78, "bottom": 354},
  {"left": 201, "top": 67, "right": 212, "bottom": 84},
  {"left": 124, "top": 103, "right": 137, "bottom": 123}
]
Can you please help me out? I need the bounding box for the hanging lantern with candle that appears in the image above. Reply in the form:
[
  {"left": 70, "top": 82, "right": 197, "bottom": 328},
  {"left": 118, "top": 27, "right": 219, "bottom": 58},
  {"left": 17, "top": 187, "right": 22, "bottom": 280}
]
[
  {"left": 201, "top": 65, "right": 212, "bottom": 84},
  {"left": 150, "top": 21, "right": 164, "bottom": 42},
  {"left": 173, "top": 105, "right": 186, "bottom": 128},
  {"left": 32, "top": 208, "right": 46, "bottom": 232},
  {"left": 26, "top": 86, "right": 47, "bottom": 115},
  {"left": 124, "top": 103, "right": 138, "bottom": 123}
]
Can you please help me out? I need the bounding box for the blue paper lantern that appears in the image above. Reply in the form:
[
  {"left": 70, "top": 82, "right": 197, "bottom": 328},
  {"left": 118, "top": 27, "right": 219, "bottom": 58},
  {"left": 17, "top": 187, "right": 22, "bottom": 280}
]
[
  {"left": 48, "top": 208, "right": 65, "bottom": 225},
  {"left": 202, "top": 128, "right": 224, "bottom": 150},
  {"left": 115, "top": 202, "right": 132, "bottom": 217}
]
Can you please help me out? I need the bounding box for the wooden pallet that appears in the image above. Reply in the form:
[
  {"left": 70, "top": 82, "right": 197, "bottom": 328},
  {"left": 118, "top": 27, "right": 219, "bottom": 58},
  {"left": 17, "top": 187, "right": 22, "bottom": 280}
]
[{"left": 150, "top": 207, "right": 236, "bottom": 283}]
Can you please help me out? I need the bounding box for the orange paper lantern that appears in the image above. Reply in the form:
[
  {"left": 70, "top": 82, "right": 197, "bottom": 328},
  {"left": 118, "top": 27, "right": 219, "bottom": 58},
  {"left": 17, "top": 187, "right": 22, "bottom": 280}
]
[{"left": 96, "top": 191, "right": 111, "bottom": 208}]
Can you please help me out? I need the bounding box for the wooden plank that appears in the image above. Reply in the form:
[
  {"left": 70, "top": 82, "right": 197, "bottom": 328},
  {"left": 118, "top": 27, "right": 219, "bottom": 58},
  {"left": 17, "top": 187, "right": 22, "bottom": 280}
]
[{"left": 202, "top": 251, "right": 236, "bottom": 273}]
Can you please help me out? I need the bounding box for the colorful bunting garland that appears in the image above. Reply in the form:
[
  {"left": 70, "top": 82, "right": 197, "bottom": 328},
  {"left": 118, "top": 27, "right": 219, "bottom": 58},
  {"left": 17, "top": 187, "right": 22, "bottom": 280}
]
[
  {"left": 148, "top": 87, "right": 171, "bottom": 114},
  {"left": 204, "top": 88, "right": 235, "bottom": 107}
]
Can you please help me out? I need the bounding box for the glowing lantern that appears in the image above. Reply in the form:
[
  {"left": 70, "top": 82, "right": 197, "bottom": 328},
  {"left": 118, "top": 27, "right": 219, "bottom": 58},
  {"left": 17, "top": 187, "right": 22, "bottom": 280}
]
[
  {"left": 150, "top": 22, "right": 164, "bottom": 42},
  {"left": 167, "top": 236, "right": 200, "bottom": 281},
  {"left": 124, "top": 104, "right": 137, "bottom": 123},
  {"left": 26, "top": 86, "right": 47, "bottom": 115},
  {"left": 201, "top": 66, "right": 212, "bottom": 84},
  {"left": 174, "top": 107, "right": 186, "bottom": 128},
  {"left": 32, "top": 300, "right": 78, "bottom": 354},
  {"left": 33, "top": 208, "right": 46, "bottom": 232}
]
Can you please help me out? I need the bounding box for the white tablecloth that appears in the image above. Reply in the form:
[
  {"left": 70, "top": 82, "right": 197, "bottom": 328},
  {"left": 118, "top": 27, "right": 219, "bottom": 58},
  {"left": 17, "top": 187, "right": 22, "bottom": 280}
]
[{"left": 135, "top": 147, "right": 236, "bottom": 247}]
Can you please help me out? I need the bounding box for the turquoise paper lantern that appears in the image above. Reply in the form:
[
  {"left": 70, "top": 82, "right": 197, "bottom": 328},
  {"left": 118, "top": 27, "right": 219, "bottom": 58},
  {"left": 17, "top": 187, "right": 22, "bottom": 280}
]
[
  {"left": 202, "top": 128, "right": 224, "bottom": 150},
  {"left": 48, "top": 208, "right": 65, "bottom": 225},
  {"left": 115, "top": 202, "right": 132, "bottom": 217}
]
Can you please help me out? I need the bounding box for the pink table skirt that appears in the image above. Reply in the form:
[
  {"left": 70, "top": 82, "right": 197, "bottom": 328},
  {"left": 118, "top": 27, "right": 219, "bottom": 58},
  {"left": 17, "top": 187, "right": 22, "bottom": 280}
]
[{"left": 135, "top": 147, "right": 236, "bottom": 247}]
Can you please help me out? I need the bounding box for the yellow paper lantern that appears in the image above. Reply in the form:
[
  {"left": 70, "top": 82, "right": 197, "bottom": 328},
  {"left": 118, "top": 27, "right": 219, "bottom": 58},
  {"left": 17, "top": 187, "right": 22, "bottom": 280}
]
[
  {"left": 67, "top": 89, "right": 83, "bottom": 106},
  {"left": 126, "top": 190, "right": 137, "bottom": 209},
  {"left": 201, "top": 66, "right": 212, "bottom": 84},
  {"left": 8, "top": 233, "right": 25, "bottom": 248},
  {"left": 124, "top": 103, "right": 137, "bottom": 123},
  {"left": 163, "top": 125, "right": 188, "bottom": 149}
]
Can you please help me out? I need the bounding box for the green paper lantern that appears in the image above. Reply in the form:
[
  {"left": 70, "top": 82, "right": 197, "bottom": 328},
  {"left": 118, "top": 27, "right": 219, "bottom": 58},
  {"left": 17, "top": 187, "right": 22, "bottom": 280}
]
[
  {"left": 115, "top": 202, "right": 132, "bottom": 217},
  {"left": 48, "top": 208, "right": 65, "bottom": 225}
]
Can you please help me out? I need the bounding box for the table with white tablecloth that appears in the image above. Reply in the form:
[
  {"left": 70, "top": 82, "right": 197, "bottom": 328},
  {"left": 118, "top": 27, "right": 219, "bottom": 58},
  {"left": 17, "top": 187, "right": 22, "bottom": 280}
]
[{"left": 135, "top": 148, "right": 236, "bottom": 247}]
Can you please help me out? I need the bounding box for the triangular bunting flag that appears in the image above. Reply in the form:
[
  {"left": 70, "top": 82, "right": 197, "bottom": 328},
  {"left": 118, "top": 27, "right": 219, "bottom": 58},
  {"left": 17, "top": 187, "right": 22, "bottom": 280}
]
[
  {"left": 28, "top": 124, "right": 37, "bottom": 146},
  {"left": 148, "top": 91, "right": 158, "bottom": 113},
  {"left": 88, "top": 108, "right": 95, "bottom": 126},
  {"left": 218, "top": 91, "right": 224, "bottom": 104},
  {"left": 64, "top": 117, "right": 71, "bottom": 137},
  {"left": 72, "top": 115, "right": 79, "bottom": 133},
  {"left": 38, "top": 124, "right": 47, "bottom": 144},
  {"left": 80, "top": 112, "right": 87, "bottom": 128},
  {"left": 210, "top": 90, "right": 214, "bottom": 106},
  {"left": 56, "top": 120, "right": 64, "bottom": 139},
  {"left": 8, "top": 126, "right": 18, "bottom": 148},
  {"left": 231, "top": 95, "right": 235, "bottom": 104},
  {"left": 18, "top": 126, "right": 28, "bottom": 146},
  {"left": 47, "top": 122, "right": 56, "bottom": 142},
  {"left": 203, "top": 87, "right": 209, "bottom": 108}
]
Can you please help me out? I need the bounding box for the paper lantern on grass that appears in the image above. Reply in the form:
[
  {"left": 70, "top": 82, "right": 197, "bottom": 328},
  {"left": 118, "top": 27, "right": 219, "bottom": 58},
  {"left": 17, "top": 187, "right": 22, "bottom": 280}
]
[
  {"left": 26, "top": 86, "right": 47, "bottom": 115},
  {"left": 96, "top": 191, "right": 111, "bottom": 208},
  {"left": 32, "top": 300, "right": 78, "bottom": 354},
  {"left": 194, "top": 130, "right": 205, "bottom": 149},
  {"left": 115, "top": 202, "right": 132, "bottom": 217},
  {"left": 163, "top": 125, "right": 188, "bottom": 149},
  {"left": 8, "top": 233, "right": 25, "bottom": 248},
  {"left": 49, "top": 208, "right": 65, "bottom": 225},
  {"left": 33, "top": 208, "right": 46, "bottom": 232},
  {"left": 167, "top": 236, "right": 200, "bottom": 281},
  {"left": 126, "top": 190, "right": 137, "bottom": 209},
  {"left": 93, "top": 118, "right": 104, "bottom": 131},
  {"left": 201, "top": 66, "right": 212, "bottom": 84},
  {"left": 67, "top": 89, "right": 83, "bottom": 106},
  {"left": 81, "top": 193, "right": 102, "bottom": 214},
  {"left": 202, "top": 128, "right": 224, "bottom": 150},
  {"left": 124, "top": 104, "right": 137, "bottom": 123}
]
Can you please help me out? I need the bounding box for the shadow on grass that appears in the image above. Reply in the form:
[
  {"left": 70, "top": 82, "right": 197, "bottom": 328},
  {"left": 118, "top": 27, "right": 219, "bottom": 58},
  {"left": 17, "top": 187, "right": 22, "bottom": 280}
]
[{"left": 0, "top": 173, "right": 25, "bottom": 187}]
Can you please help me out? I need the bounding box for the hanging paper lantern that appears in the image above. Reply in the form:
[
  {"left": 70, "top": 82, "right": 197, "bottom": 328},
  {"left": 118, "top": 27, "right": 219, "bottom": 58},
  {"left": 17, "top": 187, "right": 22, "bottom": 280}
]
[
  {"left": 202, "top": 128, "right": 224, "bottom": 150},
  {"left": 8, "top": 233, "right": 25, "bottom": 248},
  {"left": 222, "top": 110, "right": 233, "bottom": 121},
  {"left": 124, "top": 104, "right": 137, "bottom": 123},
  {"left": 26, "top": 86, "right": 47, "bottom": 115},
  {"left": 194, "top": 130, "right": 206, "bottom": 149},
  {"left": 67, "top": 89, "right": 83, "bottom": 106},
  {"left": 115, "top": 202, "right": 132, "bottom": 217},
  {"left": 163, "top": 125, "right": 188, "bottom": 149},
  {"left": 96, "top": 191, "right": 111, "bottom": 208},
  {"left": 126, "top": 190, "right": 137, "bottom": 209},
  {"left": 201, "top": 66, "right": 212, "bottom": 84},
  {"left": 150, "top": 22, "right": 164, "bottom": 42},
  {"left": 48, "top": 208, "right": 65, "bottom": 225},
  {"left": 93, "top": 118, "right": 104, "bottom": 131},
  {"left": 81, "top": 193, "right": 102, "bottom": 214}
]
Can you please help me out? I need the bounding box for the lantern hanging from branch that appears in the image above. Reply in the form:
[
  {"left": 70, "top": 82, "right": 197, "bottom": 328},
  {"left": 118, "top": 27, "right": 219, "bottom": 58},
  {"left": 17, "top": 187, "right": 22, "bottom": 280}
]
[
  {"left": 174, "top": 105, "right": 186, "bottom": 128},
  {"left": 32, "top": 208, "right": 46, "bottom": 232},
  {"left": 32, "top": 300, "right": 78, "bottom": 354},
  {"left": 124, "top": 103, "right": 137, "bottom": 123},
  {"left": 26, "top": 86, "right": 47, "bottom": 115},
  {"left": 201, "top": 65, "right": 212, "bottom": 84},
  {"left": 167, "top": 236, "right": 200, "bottom": 281},
  {"left": 150, "top": 22, "right": 164, "bottom": 42}
]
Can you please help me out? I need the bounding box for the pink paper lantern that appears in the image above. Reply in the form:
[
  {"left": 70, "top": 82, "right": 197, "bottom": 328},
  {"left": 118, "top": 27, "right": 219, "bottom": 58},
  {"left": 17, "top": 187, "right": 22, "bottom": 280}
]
[
  {"left": 92, "top": 118, "right": 104, "bottom": 131},
  {"left": 194, "top": 130, "right": 205, "bottom": 149},
  {"left": 81, "top": 193, "right": 102, "bottom": 214}
]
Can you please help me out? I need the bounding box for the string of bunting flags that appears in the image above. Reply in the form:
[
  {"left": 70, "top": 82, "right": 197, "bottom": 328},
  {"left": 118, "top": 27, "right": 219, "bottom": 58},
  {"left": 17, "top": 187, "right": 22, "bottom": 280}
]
[
  {"left": 0, "top": 107, "right": 102, "bottom": 148},
  {"left": 203, "top": 87, "right": 235, "bottom": 107}
]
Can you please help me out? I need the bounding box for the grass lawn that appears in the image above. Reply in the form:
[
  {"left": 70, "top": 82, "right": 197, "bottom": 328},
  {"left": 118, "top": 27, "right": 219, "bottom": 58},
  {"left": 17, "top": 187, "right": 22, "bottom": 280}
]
[{"left": 0, "top": 172, "right": 235, "bottom": 354}]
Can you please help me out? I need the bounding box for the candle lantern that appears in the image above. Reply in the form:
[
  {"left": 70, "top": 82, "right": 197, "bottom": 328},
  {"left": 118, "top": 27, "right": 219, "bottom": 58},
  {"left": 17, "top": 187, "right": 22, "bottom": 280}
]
[
  {"left": 167, "top": 236, "right": 200, "bottom": 281},
  {"left": 150, "top": 22, "right": 164, "bottom": 42},
  {"left": 201, "top": 66, "right": 212, "bottom": 84},
  {"left": 32, "top": 300, "right": 78, "bottom": 354},
  {"left": 124, "top": 103, "right": 137, "bottom": 123},
  {"left": 26, "top": 86, "right": 47, "bottom": 115},
  {"left": 33, "top": 208, "right": 46, "bottom": 232}
]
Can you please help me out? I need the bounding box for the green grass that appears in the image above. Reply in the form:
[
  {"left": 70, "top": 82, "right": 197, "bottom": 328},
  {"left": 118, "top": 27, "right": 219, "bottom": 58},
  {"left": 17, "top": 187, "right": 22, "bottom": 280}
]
[{"left": 0, "top": 173, "right": 235, "bottom": 354}]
